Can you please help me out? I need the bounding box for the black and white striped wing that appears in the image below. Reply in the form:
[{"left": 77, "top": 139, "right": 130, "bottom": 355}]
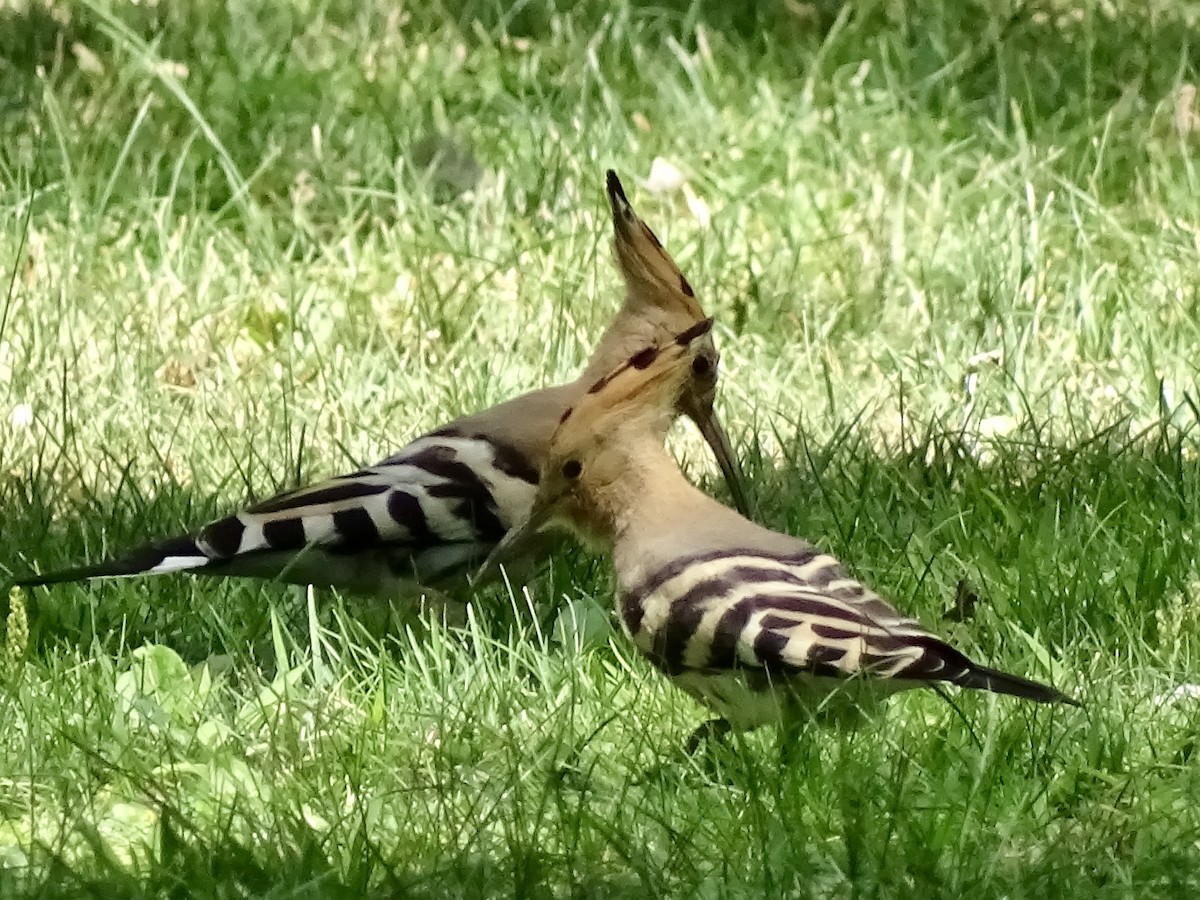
[
  {"left": 621, "top": 547, "right": 1075, "bottom": 705},
  {"left": 17, "top": 431, "right": 540, "bottom": 595}
]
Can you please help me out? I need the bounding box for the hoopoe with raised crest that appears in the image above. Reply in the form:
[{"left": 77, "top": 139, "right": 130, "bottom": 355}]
[
  {"left": 478, "top": 320, "right": 1079, "bottom": 748},
  {"left": 12, "top": 172, "right": 748, "bottom": 604}
]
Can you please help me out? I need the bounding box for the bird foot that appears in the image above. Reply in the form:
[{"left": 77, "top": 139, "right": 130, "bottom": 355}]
[{"left": 684, "top": 718, "right": 733, "bottom": 755}]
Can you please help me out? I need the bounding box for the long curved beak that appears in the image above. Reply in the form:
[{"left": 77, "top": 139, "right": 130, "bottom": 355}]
[
  {"left": 685, "top": 399, "right": 752, "bottom": 518},
  {"left": 472, "top": 505, "right": 552, "bottom": 588}
]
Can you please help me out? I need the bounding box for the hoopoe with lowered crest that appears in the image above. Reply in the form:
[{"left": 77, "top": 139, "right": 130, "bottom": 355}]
[
  {"left": 12, "top": 172, "right": 748, "bottom": 604},
  {"left": 478, "top": 320, "right": 1079, "bottom": 748}
]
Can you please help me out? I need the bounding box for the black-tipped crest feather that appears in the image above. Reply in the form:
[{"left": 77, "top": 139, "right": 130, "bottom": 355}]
[
  {"left": 605, "top": 169, "right": 631, "bottom": 220},
  {"left": 604, "top": 169, "right": 705, "bottom": 320}
]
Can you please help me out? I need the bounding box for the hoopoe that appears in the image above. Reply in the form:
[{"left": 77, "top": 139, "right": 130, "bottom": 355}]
[
  {"left": 478, "top": 320, "right": 1079, "bottom": 747},
  {"left": 12, "top": 172, "right": 748, "bottom": 603}
]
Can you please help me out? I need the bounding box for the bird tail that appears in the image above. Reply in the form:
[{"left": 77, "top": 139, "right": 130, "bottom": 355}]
[
  {"left": 13, "top": 536, "right": 212, "bottom": 588},
  {"left": 957, "top": 663, "right": 1082, "bottom": 707}
]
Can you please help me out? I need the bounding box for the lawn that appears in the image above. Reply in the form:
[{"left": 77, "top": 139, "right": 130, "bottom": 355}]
[{"left": 2, "top": 0, "right": 1200, "bottom": 895}]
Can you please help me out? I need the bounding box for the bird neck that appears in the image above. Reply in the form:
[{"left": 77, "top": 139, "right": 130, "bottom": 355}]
[
  {"left": 588, "top": 437, "right": 720, "bottom": 563},
  {"left": 599, "top": 443, "right": 762, "bottom": 595}
]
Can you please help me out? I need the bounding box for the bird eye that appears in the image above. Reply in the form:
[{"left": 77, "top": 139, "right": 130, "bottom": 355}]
[
  {"left": 561, "top": 459, "right": 583, "bottom": 479},
  {"left": 692, "top": 355, "right": 714, "bottom": 377}
]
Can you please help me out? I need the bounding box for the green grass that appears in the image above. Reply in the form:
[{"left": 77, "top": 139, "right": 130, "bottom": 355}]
[{"left": 2, "top": 0, "right": 1200, "bottom": 894}]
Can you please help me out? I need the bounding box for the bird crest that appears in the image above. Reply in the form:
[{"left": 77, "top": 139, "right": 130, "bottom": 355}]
[
  {"left": 605, "top": 169, "right": 706, "bottom": 323},
  {"left": 555, "top": 317, "right": 715, "bottom": 445}
]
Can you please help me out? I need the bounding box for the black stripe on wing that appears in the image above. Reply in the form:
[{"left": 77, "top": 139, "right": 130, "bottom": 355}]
[
  {"left": 386, "top": 491, "right": 434, "bottom": 545},
  {"left": 629, "top": 547, "right": 903, "bottom": 602},
  {"left": 19, "top": 432, "right": 532, "bottom": 591},
  {"left": 331, "top": 507, "right": 382, "bottom": 547},
  {"left": 199, "top": 515, "right": 245, "bottom": 558},
  {"left": 246, "top": 480, "right": 390, "bottom": 515},
  {"left": 621, "top": 547, "right": 829, "bottom": 633},
  {"left": 477, "top": 436, "right": 540, "bottom": 485},
  {"left": 626, "top": 548, "right": 1079, "bottom": 706},
  {"left": 224, "top": 439, "right": 514, "bottom": 557},
  {"left": 744, "top": 595, "right": 1077, "bottom": 705},
  {"left": 261, "top": 517, "right": 306, "bottom": 550},
  {"left": 698, "top": 597, "right": 1077, "bottom": 705},
  {"left": 643, "top": 574, "right": 830, "bottom": 674},
  {"left": 402, "top": 445, "right": 508, "bottom": 542},
  {"left": 380, "top": 431, "right": 538, "bottom": 486}
]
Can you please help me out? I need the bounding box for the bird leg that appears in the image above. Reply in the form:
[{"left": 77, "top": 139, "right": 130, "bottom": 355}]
[
  {"left": 684, "top": 717, "right": 733, "bottom": 755},
  {"left": 776, "top": 718, "right": 808, "bottom": 769}
]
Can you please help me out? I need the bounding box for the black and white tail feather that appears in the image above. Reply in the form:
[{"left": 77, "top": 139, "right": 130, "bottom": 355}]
[{"left": 14, "top": 429, "right": 540, "bottom": 596}]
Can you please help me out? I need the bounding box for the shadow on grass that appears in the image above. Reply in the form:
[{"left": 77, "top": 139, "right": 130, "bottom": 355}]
[
  {"left": 5, "top": 406, "right": 1198, "bottom": 667},
  {"left": 4, "top": 400, "right": 1200, "bottom": 898},
  {"left": 2, "top": 800, "right": 655, "bottom": 900},
  {"left": 5, "top": 757, "right": 1198, "bottom": 899},
  {"left": 440, "top": 0, "right": 1199, "bottom": 127},
  {"left": 0, "top": 456, "right": 597, "bottom": 667},
  {"left": 741, "top": 407, "right": 1200, "bottom": 647}
]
